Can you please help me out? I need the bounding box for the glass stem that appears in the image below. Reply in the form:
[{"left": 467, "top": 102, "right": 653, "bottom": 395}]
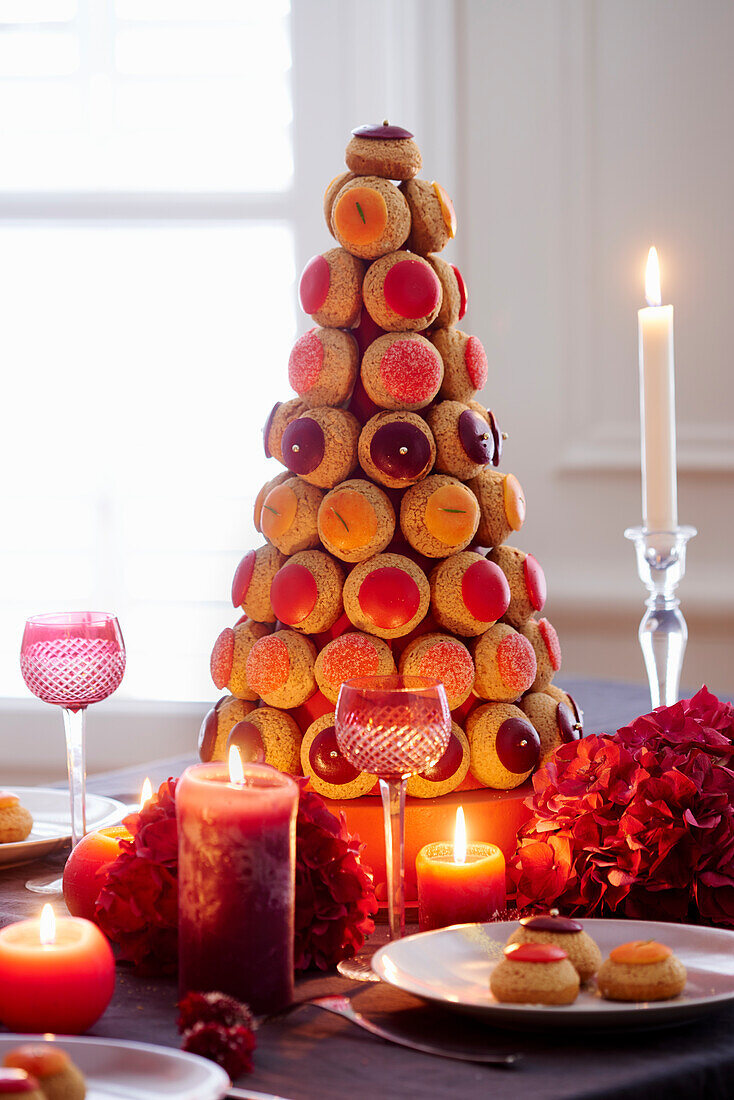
[
  {"left": 379, "top": 777, "right": 406, "bottom": 942},
  {"left": 63, "top": 706, "right": 87, "bottom": 848}
]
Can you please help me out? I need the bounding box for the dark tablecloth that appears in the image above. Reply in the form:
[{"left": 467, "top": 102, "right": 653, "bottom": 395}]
[{"left": 2, "top": 679, "right": 733, "bottom": 1100}]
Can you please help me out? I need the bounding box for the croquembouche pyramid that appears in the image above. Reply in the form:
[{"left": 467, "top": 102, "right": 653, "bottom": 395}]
[{"left": 199, "top": 122, "right": 583, "bottom": 896}]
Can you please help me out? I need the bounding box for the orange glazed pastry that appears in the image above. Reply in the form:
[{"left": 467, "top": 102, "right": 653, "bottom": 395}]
[
  {"left": 254, "top": 470, "right": 290, "bottom": 533},
  {"left": 245, "top": 630, "right": 317, "bottom": 709},
  {"left": 314, "top": 632, "right": 395, "bottom": 704},
  {"left": 323, "top": 170, "right": 356, "bottom": 235},
  {"left": 0, "top": 792, "right": 33, "bottom": 844},
  {"left": 399, "top": 475, "right": 480, "bottom": 558},
  {"left": 317, "top": 478, "right": 395, "bottom": 563},
  {"left": 331, "top": 176, "right": 410, "bottom": 260},
  {"left": 467, "top": 468, "right": 526, "bottom": 549},
  {"left": 260, "top": 477, "right": 323, "bottom": 556},
  {"left": 597, "top": 941, "right": 686, "bottom": 1002},
  {"left": 4, "top": 1044, "right": 86, "bottom": 1100},
  {"left": 210, "top": 619, "right": 272, "bottom": 700},
  {"left": 401, "top": 178, "right": 456, "bottom": 255}
]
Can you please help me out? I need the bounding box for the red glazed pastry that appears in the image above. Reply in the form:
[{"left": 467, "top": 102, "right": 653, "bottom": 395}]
[
  {"left": 428, "top": 255, "right": 468, "bottom": 328},
  {"left": 342, "top": 552, "right": 430, "bottom": 639},
  {"left": 299, "top": 248, "right": 365, "bottom": 328},
  {"left": 358, "top": 410, "right": 436, "bottom": 489},
  {"left": 431, "top": 328, "right": 488, "bottom": 403},
  {"left": 301, "top": 712, "right": 376, "bottom": 799},
  {"left": 488, "top": 545, "right": 546, "bottom": 629},
  {"left": 314, "top": 631, "right": 396, "bottom": 704},
  {"left": 406, "top": 721, "right": 470, "bottom": 798},
  {"left": 360, "top": 332, "right": 443, "bottom": 411},
  {"left": 399, "top": 632, "right": 475, "bottom": 709},
  {"left": 363, "top": 251, "right": 442, "bottom": 332},
  {"left": 467, "top": 702, "right": 540, "bottom": 790},
  {"left": 263, "top": 398, "right": 309, "bottom": 463},
  {"left": 426, "top": 401, "right": 495, "bottom": 481},
  {"left": 2, "top": 1046, "right": 85, "bottom": 1100},
  {"left": 429, "top": 551, "right": 510, "bottom": 636},
  {"left": 270, "top": 549, "right": 345, "bottom": 634},
  {"left": 288, "top": 328, "right": 358, "bottom": 408},
  {"left": 521, "top": 616, "right": 561, "bottom": 691},
  {"left": 210, "top": 619, "right": 272, "bottom": 700},
  {"left": 198, "top": 695, "right": 256, "bottom": 763},
  {"left": 227, "top": 706, "right": 302, "bottom": 776},
  {"left": 280, "top": 407, "right": 360, "bottom": 489},
  {"left": 231, "top": 544, "right": 285, "bottom": 623},
  {"left": 245, "top": 629, "right": 317, "bottom": 709},
  {"left": 520, "top": 691, "right": 582, "bottom": 766},
  {"left": 472, "top": 623, "right": 537, "bottom": 702}
]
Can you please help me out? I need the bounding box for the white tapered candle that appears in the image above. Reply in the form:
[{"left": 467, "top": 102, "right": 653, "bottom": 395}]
[{"left": 638, "top": 246, "right": 677, "bottom": 531}]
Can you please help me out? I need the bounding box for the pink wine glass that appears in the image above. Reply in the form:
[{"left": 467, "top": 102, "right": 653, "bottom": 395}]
[
  {"left": 335, "top": 675, "right": 451, "bottom": 977},
  {"left": 20, "top": 612, "right": 126, "bottom": 894}
]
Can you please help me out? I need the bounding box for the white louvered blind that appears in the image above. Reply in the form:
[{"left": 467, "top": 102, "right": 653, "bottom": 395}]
[{"left": 0, "top": 0, "right": 296, "bottom": 701}]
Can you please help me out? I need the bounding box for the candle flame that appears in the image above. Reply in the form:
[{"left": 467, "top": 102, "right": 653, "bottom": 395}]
[
  {"left": 645, "top": 246, "right": 662, "bottom": 307},
  {"left": 39, "top": 904, "right": 56, "bottom": 946},
  {"left": 228, "top": 744, "right": 245, "bottom": 785},
  {"left": 140, "top": 777, "right": 153, "bottom": 809},
  {"left": 454, "top": 806, "right": 467, "bottom": 865}
]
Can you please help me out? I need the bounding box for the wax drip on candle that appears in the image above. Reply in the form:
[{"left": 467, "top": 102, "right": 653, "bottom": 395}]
[
  {"left": 39, "top": 905, "right": 55, "bottom": 946},
  {"left": 228, "top": 744, "right": 245, "bottom": 786},
  {"left": 645, "top": 246, "right": 662, "bottom": 307},
  {"left": 454, "top": 806, "right": 466, "bottom": 865}
]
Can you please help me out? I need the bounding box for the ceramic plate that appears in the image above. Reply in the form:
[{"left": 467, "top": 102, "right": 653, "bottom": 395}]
[
  {"left": 0, "top": 1035, "right": 229, "bottom": 1099},
  {"left": 0, "top": 788, "right": 127, "bottom": 867},
  {"left": 372, "top": 917, "right": 734, "bottom": 1029}
]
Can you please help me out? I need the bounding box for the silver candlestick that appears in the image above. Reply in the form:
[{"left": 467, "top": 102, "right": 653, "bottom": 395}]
[{"left": 624, "top": 525, "right": 697, "bottom": 709}]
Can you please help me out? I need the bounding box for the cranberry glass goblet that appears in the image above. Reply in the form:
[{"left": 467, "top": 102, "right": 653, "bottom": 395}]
[
  {"left": 20, "top": 612, "right": 126, "bottom": 893},
  {"left": 335, "top": 675, "right": 451, "bottom": 976}
]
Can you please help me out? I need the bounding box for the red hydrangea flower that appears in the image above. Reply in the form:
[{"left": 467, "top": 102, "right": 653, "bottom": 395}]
[
  {"left": 508, "top": 687, "right": 734, "bottom": 928},
  {"left": 177, "top": 991, "right": 255, "bottom": 1033},
  {"left": 182, "top": 1021, "right": 256, "bottom": 1078}
]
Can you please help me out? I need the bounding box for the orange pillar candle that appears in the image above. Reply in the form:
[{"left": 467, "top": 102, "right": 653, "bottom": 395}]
[
  {"left": 0, "top": 905, "right": 115, "bottom": 1034},
  {"left": 416, "top": 807, "right": 506, "bottom": 931}
]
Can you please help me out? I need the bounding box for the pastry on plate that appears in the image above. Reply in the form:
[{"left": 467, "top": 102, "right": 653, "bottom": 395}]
[
  {"left": 490, "top": 942, "right": 580, "bottom": 1005},
  {"left": 597, "top": 940, "right": 686, "bottom": 1002},
  {"left": 506, "top": 910, "right": 602, "bottom": 983},
  {"left": 0, "top": 791, "right": 33, "bottom": 843},
  {"left": 3, "top": 1044, "right": 86, "bottom": 1100}
]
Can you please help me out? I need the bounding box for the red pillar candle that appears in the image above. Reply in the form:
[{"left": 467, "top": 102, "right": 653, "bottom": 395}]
[
  {"left": 416, "top": 808, "right": 506, "bottom": 931},
  {"left": 177, "top": 756, "right": 299, "bottom": 1015},
  {"left": 0, "top": 905, "right": 115, "bottom": 1033}
]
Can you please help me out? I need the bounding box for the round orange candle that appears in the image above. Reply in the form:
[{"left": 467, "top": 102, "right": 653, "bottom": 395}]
[
  {"left": 0, "top": 905, "right": 115, "bottom": 1034},
  {"left": 62, "top": 825, "right": 131, "bottom": 921},
  {"left": 416, "top": 807, "right": 506, "bottom": 931}
]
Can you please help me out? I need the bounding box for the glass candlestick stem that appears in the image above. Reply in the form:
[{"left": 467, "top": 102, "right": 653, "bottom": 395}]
[{"left": 624, "top": 525, "right": 696, "bottom": 709}]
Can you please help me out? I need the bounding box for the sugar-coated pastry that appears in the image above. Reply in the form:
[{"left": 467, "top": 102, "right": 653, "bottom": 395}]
[
  {"left": 545, "top": 684, "right": 584, "bottom": 734},
  {"left": 428, "top": 255, "right": 468, "bottom": 328},
  {"left": 360, "top": 332, "right": 444, "bottom": 411},
  {"left": 597, "top": 941, "right": 686, "bottom": 1002},
  {"left": 263, "top": 398, "right": 309, "bottom": 463},
  {"left": 342, "top": 552, "right": 430, "bottom": 639},
  {"left": 0, "top": 1069, "right": 44, "bottom": 1098},
  {"left": 431, "top": 327, "right": 488, "bottom": 403},
  {"left": 245, "top": 629, "right": 317, "bottom": 709},
  {"left": 467, "top": 469, "right": 525, "bottom": 549},
  {"left": 270, "top": 549, "right": 344, "bottom": 634},
  {"left": 521, "top": 617, "right": 561, "bottom": 691},
  {"left": 331, "top": 176, "right": 411, "bottom": 260},
  {"left": 254, "top": 470, "right": 291, "bottom": 533},
  {"left": 198, "top": 695, "right": 256, "bottom": 763},
  {"left": 406, "top": 721, "right": 471, "bottom": 798},
  {"left": 323, "top": 170, "right": 356, "bottom": 236},
  {"left": 345, "top": 122, "right": 422, "bottom": 181},
  {"left": 506, "top": 911, "right": 602, "bottom": 983},
  {"left": 317, "top": 478, "right": 395, "bottom": 562},
  {"left": 363, "top": 251, "right": 442, "bottom": 332},
  {"left": 280, "top": 407, "right": 360, "bottom": 489},
  {"left": 0, "top": 792, "right": 33, "bottom": 844},
  {"left": 299, "top": 248, "right": 365, "bottom": 328},
  {"left": 400, "top": 475, "right": 480, "bottom": 558},
  {"left": 288, "top": 327, "right": 359, "bottom": 408},
  {"left": 315, "top": 631, "right": 396, "bottom": 704},
  {"left": 472, "top": 623, "right": 537, "bottom": 702},
  {"left": 429, "top": 551, "right": 510, "bottom": 636},
  {"left": 227, "top": 706, "right": 302, "bottom": 776},
  {"left": 400, "top": 178, "right": 456, "bottom": 255},
  {"left": 426, "top": 401, "right": 496, "bottom": 480},
  {"left": 489, "top": 545, "right": 547, "bottom": 629},
  {"left": 466, "top": 702, "right": 540, "bottom": 789},
  {"left": 231, "top": 544, "right": 285, "bottom": 623},
  {"left": 3, "top": 1045, "right": 85, "bottom": 1100},
  {"left": 210, "top": 619, "right": 272, "bottom": 700},
  {"left": 301, "top": 712, "right": 376, "bottom": 799},
  {"left": 259, "top": 476, "right": 323, "bottom": 555},
  {"left": 358, "top": 410, "right": 436, "bottom": 489},
  {"left": 399, "top": 632, "right": 475, "bottom": 709},
  {"left": 520, "top": 691, "right": 583, "bottom": 766},
  {"left": 490, "top": 943, "right": 580, "bottom": 1005}
]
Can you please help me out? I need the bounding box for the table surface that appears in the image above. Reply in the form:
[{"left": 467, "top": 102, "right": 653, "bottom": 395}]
[{"left": 3, "top": 678, "right": 734, "bottom": 1100}]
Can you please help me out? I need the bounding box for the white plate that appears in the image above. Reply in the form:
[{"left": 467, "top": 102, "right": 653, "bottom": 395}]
[
  {"left": 0, "top": 1035, "right": 229, "bottom": 1099},
  {"left": 0, "top": 788, "right": 127, "bottom": 867},
  {"left": 372, "top": 917, "right": 734, "bottom": 1029}
]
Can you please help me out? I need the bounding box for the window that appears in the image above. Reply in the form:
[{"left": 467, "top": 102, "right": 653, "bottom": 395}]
[{"left": 0, "top": 0, "right": 295, "bottom": 701}]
